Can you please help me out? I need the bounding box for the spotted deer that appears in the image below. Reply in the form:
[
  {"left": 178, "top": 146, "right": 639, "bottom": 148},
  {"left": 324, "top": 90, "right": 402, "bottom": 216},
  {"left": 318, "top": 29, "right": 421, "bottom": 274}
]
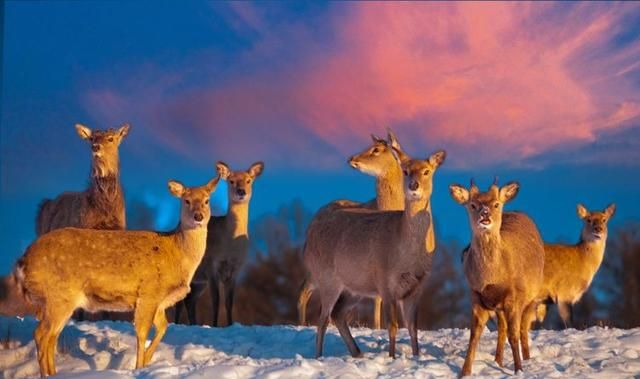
[
  {"left": 36, "top": 123, "right": 130, "bottom": 235},
  {"left": 298, "top": 130, "right": 414, "bottom": 329},
  {"left": 175, "top": 161, "right": 264, "bottom": 326},
  {"left": 304, "top": 150, "right": 445, "bottom": 358},
  {"left": 450, "top": 179, "right": 544, "bottom": 376},
  {"left": 12, "top": 176, "right": 219, "bottom": 377}
]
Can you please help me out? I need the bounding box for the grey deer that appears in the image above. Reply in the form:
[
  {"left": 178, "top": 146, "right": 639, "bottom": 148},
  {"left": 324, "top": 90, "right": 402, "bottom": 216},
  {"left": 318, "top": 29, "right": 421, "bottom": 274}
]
[
  {"left": 175, "top": 161, "right": 264, "bottom": 326},
  {"left": 304, "top": 150, "right": 445, "bottom": 358},
  {"left": 298, "top": 130, "right": 412, "bottom": 328}
]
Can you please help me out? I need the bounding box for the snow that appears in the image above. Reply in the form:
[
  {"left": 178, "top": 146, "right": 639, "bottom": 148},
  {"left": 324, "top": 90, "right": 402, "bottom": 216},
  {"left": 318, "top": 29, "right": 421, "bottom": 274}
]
[{"left": 0, "top": 316, "right": 639, "bottom": 378}]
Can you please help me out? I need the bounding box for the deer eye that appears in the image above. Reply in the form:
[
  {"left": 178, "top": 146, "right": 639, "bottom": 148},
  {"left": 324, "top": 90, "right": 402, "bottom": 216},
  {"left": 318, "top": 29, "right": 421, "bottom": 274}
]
[
  {"left": 108, "top": 137, "right": 114, "bottom": 142},
  {"left": 372, "top": 147, "right": 380, "bottom": 155},
  {"left": 470, "top": 203, "right": 478, "bottom": 211},
  {"left": 230, "top": 180, "right": 235, "bottom": 185},
  {"left": 403, "top": 170, "right": 409, "bottom": 176},
  {"left": 246, "top": 179, "right": 251, "bottom": 184},
  {"left": 205, "top": 199, "right": 209, "bottom": 205},
  {"left": 494, "top": 202, "right": 499, "bottom": 208},
  {"left": 423, "top": 170, "right": 430, "bottom": 176},
  {"left": 185, "top": 200, "right": 191, "bottom": 205}
]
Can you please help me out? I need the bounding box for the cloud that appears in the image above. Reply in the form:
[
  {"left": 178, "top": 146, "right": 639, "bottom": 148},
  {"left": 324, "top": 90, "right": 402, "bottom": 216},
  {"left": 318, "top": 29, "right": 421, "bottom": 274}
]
[{"left": 82, "top": 2, "right": 640, "bottom": 169}]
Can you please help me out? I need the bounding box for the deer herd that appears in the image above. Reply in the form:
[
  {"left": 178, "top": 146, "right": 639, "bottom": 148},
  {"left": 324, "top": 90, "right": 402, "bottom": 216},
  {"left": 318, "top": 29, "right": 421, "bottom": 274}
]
[{"left": 6, "top": 124, "right": 616, "bottom": 377}]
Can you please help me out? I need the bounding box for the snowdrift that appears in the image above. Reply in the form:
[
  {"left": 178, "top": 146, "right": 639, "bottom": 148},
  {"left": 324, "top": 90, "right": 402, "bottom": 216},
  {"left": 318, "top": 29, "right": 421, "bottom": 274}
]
[{"left": 0, "top": 316, "right": 639, "bottom": 378}]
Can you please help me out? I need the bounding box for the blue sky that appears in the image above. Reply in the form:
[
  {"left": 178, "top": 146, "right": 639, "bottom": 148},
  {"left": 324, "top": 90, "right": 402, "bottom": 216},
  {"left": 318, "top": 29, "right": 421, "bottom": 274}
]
[{"left": 1, "top": 1, "right": 640, "bottom": 273}]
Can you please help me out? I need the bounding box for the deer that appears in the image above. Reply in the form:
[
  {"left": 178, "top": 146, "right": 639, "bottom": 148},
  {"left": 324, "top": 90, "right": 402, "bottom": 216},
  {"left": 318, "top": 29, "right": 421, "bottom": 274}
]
[
  {"left": 175, "top": 161, "right": 264, "bottom": 327},
  {"left": 36, "top": 123, "right": 130, "bottom": 235},
  {"left": 298, "top": 130, "right": 414, "bottom": 329},
  {"left": 304, "top": 150, "right": 446, "bottom": 359},
  {"left": 11, "top": 176, "right": 219, "bottom": 377},
  {"left": 537, "top": 203, "right": 616, "bottom": 327},
  {"left": 486, "top": 203, "right": 616, "bottom": 367},
  {"left": 449, "top": 179, "right": 545, "bottom": 376}
]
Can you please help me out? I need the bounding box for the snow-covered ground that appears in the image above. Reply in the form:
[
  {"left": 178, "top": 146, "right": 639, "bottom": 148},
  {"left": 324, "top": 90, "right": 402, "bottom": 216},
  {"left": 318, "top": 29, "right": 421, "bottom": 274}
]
[{"left": 0, "top": 316, "right": 639, "bottom": 378}]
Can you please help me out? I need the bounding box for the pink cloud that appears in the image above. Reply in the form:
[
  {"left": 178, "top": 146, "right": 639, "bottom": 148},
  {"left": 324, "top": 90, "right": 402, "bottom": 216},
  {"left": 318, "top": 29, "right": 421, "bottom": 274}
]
[{"left": 82, "top": 2, "right": 640, "bottom": 168}]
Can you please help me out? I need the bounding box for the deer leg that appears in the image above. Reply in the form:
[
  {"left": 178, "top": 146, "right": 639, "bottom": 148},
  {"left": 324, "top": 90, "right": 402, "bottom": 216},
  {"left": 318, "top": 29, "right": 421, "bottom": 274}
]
[
  {"left": 460, "top": 298, "right": 490, "bottom": 377},
  {"left": 383, "top": 298, "right": 399, "bottom": 358},
  {"left": 373, "top": 297, "right": 383, "bottom": 330},
  {"left": 315, "top": 286, "right": 342, "bottom": 358},
  {"left": 505, "top": 305, "right": 523, "bottom": 374},
  {"left": 144, "top": 308, "right": 169, "bottom": 366},
  {"left": 35, "top": 319, "right": 52, "bottom": 377},
  {"left": 182, "top": 281, "right": 205, "bottom": 325},
  {"left": 401, "top": 297, "right": 420, "bottom": 357},
  {"left": 298, "top": 279, "right": 314, "bottom": 326},
  {"left": 331, "top": 293, "right": 361, "bottom": 357},
  {"left": 224, "top": 278, "right": 236, "bottom": 326},
  {"left": 520, "top": 303, "right": 537, "bottom": 361},
  {"left": 133, "top": 303, "right": 157, "bottom": 369},
  {"left": 494, "top": 311, "right": 507, "bottom": 367},
  {"left": 46, "top": 310, "right": 71, "bottom": 377},
  {"left": 557, "top": 302, "right": 572, "bottom": 329},
  {"left": 209, "top": 277, "right": 220, "bottom": 327}
]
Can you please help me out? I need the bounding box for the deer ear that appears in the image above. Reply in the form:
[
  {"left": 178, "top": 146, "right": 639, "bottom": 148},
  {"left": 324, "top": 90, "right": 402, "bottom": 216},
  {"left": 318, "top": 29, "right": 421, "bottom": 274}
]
[
  {"left": 428, "top": 150, "right": 446, "bottom": 168},
  {"left": 75, "top": 124, "right": 92, "bottom": 140},
  {"left": 216, "top": 161, "right": 231, "bottom": 180},
  {"left": 499, "top": 181, "right": 519, "bottom": 203},
  {"left": 248, "top": 161, "right": 264, "bottom": 178},
  {"left": 117, "top": 123, "right": 130, "bottom": 139},
  {"left": 371, "top": 133, "right": 383, "bottom": 143},
  {"left": 449, "top": 184, "right": 469, "bottom": 205},
  {"left": 205, "top": 177, "right": 220, "bottom": 194},
  {"left": 604, "top": 203, "right": 616, "bottom": 218},
  {"left": 387, "top": 128, "right": 401, "bottom": 150},
  {"left": 576, "top": 204, "right": 589, "bottom": 219},
  {"left": 168, "top": 180, "right": 186, "bottom": 198}
]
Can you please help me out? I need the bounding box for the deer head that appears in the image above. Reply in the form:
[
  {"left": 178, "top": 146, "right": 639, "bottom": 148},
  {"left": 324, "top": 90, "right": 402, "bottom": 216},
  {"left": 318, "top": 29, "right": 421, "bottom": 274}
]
[{"left": 75, "top": 123, "right": 130, "bottom": 178}]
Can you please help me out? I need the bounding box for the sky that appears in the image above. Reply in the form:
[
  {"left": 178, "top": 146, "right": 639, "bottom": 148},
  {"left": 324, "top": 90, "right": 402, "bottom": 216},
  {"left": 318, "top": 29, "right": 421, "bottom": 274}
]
[{"left": 1, "top": 1, "right": 640, "bottom": 273}]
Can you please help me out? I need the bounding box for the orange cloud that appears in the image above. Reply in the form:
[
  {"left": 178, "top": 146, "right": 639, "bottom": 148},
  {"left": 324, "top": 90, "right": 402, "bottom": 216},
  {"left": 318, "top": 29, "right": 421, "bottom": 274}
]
[{"left": 83, "top": 2, "right": 640, "bottom": 168}]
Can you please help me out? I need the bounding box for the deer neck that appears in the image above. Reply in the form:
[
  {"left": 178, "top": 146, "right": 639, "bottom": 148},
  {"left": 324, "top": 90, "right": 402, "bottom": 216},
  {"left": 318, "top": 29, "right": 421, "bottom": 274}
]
[
  {"left": 470, "top": 229, "right": 502, "bottom": 267},
  {"left": 175, "top": 224, "right": 209, "bottom": 270},
  {"left": 88, "top": 174, "right": 123, "bottom": 206},
  {"left": 402, "top": 197, "right": 434, "bottom": 254},
  {"left": 225, "top": 201, "right": 250, "bottom": 238},
  {"left": 375, "top": 165, "right": 404, "bottom": 210},
  {"left": 577, "top": 236, "right": 607, "bottom": 270}
]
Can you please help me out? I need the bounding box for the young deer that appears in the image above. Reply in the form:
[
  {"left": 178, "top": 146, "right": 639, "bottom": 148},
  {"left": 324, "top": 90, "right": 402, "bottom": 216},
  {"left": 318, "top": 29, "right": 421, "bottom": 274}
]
[
  {"left": 36, "top": 123, "right": 130, "bottom": 235},
  {"left": 13, "top": 177, "right": 219, "bottom": 377},
  {"left": 304, "top": 151, "right": 446, "bottom": 359},
  {"left": 175, "top": 161, "right": 264, "bottom": 326},
  {"left": 538, "top": 203, "right": 616, "bottom": 327},
  {"left": 298, "top": 130, "right": 413, "bottom": 328},
  {"left": 449, "top": 180, "right": 544, "bottom": 376}
]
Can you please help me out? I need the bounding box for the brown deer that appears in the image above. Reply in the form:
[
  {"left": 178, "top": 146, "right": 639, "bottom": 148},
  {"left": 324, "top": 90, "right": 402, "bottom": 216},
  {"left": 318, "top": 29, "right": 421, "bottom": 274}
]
[
  {"left": 298, "top": 130, "right": 414, "bottom": 328},
  {"left": 12, "top": 176, "right": 219, "bottom": 377},
  {"left": 36, "top": 123, "right": 130, "bottom": 235},
  {"left": 449, "top": 179, "right": 544, "bottom": 376},
  {"left": 489, "top": 203, "right": 616, "bottom": 368},
  {"left": 537, "top": 203, "right": 616, "bottom": 327},
  {"left": 175, "top": 161, "right": 264, "bottom": 326},
  {"left": 304, "top": 150, "right": 445, "bottom": 359}
]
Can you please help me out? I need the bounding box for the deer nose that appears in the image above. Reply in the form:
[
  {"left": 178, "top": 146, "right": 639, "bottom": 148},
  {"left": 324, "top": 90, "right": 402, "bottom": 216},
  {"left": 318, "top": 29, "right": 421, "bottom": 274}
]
[
  {"left": 194, "top": 212, "right": 204, "bottom": 222},
  {"left": 349, "top": 156, "right": 358, "bottom": 167},
  {"left": 594, "top": 226, "right": 603, "bottom": 233},
  {"left": 480, "top": 208, "right": 490, "bottom": 217},
  {"left": 409, "top": 181, "right": 419, "bottom": 191},
  {"left": 92, "top": 144, "right": 100, "bottom": 152},
  {"left": 236, "top": 188, "right": 246, "bottom": 196}
]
